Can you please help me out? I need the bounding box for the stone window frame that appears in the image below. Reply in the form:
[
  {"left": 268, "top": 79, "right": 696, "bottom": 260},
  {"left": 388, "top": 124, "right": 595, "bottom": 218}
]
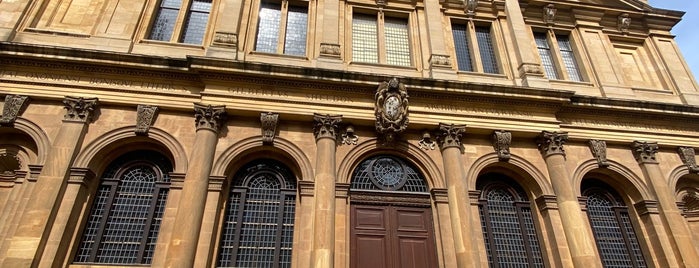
[
  {"left": 250, "top": 0, "right": 311, "bottom": 57},
  {"left": 146, "top": 0, "right": 215, "bottom": 45},
  {"left": 531, "top": 28, "right": 586, "bottom": 82},
  {"left": 449, "top": 18, "right": 501, "bottom": 74},
  {"left": 347, "top": 5, "right": 415, "bottom": 67}
]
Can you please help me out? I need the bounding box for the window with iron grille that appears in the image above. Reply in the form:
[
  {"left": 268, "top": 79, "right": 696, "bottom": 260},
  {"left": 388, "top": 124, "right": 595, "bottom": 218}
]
[
  {"left": 582, "top": 179, "right": 647, "bottom": 268},
  {"left": 477, "top": 174, "right": 545, "bottom": 268},
  {"left": 451, "top": 21, "right": 499, "bottom": 74},
  {"left": 254, "top": 1, "right": 309, "bottom": 56},
  {"left": 216, "top": 159, "right": 297, "bottom": 268},
  {"left": 148, "top": 0, "right": 212, "bottom": 44},
  {"left": 533, "top": 31, "right": 583, "bottom": 81},
  {"left": 352, "top": 11, "right": 411, "bottom": 67},
  {"left": 351, "top": 155, "right": 428, "bottom": 193},
  {"left": 74, "top": 150, "right": 173, "bottom": 265}
]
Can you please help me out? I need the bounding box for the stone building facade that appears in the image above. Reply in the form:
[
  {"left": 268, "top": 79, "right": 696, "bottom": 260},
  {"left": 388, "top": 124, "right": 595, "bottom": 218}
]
[{"left": 1, "top": 0, "right": 699, "bottom": 267}]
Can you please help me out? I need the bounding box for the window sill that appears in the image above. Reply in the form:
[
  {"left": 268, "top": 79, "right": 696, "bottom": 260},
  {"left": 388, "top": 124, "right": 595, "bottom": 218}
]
[
  {"left": 456, "top": 70, "right": 507, "bottom": 79},
  {"left": 248, "top": 51, "right": 309, "bottom": 61},
  {"left": 349, "top": 61, "right": 416, "bottom": 70},
  {"left": 548, "top": 79, "right": 594, "bottom": 87},
  {"left": 69, "top": 263, "right": 150, "bottom": 268},
  {"left": 138, "top": 39, "right": 205, "bottom": 50}
]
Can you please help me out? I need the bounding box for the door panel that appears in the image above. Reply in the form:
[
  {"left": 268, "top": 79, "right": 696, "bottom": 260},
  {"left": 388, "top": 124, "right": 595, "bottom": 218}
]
[{"left": 397, "top": 237, "right": 432, "bottom": 268}]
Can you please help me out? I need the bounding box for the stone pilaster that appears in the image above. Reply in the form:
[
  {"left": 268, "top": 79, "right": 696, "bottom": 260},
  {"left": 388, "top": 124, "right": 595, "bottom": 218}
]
[
  {"left": 632, "top": 141, "right": 699, "bottom": 267},
  {"left": 536, "top": 131, "right": 601, "bottom": 268},
  {"left": 437, "top": 123, "right": 476, "bottom": 268},
  {"left": 311, "top": 113, "right": 341, "bottom": 268},
  {"left": 1, "top": 96, "right": 98, "bottom": 267},
  {"left": 503, "top": 0, "right": 549, "bottom": 88},
  {"left": 164, "top": 103, "right": 226, "bottom": 268}
]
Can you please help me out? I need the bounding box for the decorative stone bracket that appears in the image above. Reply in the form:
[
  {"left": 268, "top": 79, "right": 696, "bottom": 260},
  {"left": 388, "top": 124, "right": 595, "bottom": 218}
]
[
  {"left": 135, "top": 105, "right": 158, "bottom": 135},
  {"left": 261, "top": 112, "right": 279, "bottom": 144},
  {"left": 1, "top": 95, "right": 30, "bottom": 126},
  {"left": 212, "top": 32, "right": 238, "bottom": 48},
  {"left": 320, "top": 43, "right": 341, "bottom": 58},
  {"left": 543, "top": 4, "right": 556, "bottom": 25},
  {"left": 341, "top": 125, "right": 359, "bottom": 145},
  {"left": 492, "top": 130, "right": 511, "bottom": 161},
  {"left": 678, "top": 147, "right": 699, "bottom": 173},
  {"left": 588, "top": 140, "right": 610, "bottom": 168},
  {"left": 418, "top": 130, "right": 437, "bottom": 150}
]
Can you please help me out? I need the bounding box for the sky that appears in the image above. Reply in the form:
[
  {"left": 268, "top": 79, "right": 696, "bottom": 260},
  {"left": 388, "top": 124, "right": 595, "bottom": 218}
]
[{"left": 648, "top": 0, "right": 699, "bottom": 80}]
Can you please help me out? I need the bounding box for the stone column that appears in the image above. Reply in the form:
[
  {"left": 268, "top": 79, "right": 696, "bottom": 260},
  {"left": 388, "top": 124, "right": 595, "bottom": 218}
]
[
  {"left": 503, "top": 0, "right": 549, "bottom": 88},
  {"left": 1, "top": 96, "right": 98, "bottom": 267},
  {"left": 632, "top": 141, "right": 699, "bottom": 267},
  {"left": 536, "top": 131, "right": 600, "bottom": 268},
  {"left": 633, "top": 200, "right": 679, "bottom": 268},
  {"left": 164, "top": 103, "right": 226, "bottom": 268},
  {"left": 535, "top": 195, "right": 574, "bottom": 267},
  {"left": 437, "top": 123, "right": 476, "bottom": 268},
  {"left": 311, "top": 113, "right": 341, "bottom": 268}
]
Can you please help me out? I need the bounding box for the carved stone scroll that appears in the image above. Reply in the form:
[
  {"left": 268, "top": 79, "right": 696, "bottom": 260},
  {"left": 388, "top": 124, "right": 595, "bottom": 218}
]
[
  {"left": 678, "top": 147, "right": 699, "bottom": 173},
  {"left": 313, "top": 113, "right": 342, "bottom": 141},
  {"left": 588, "top": 140, "right": 610, "bottom": 168},
  {"left": 63, "top": 96, "right": 99, "bottom": 123},
  {"left": 492, "top": 130, "right": 512, "bottom": 161},
  {"left": 341, "top": 125, "right": 359, "bottom": 145},
  {"left": 536, "top": 131, "right": 568, "bottom": 157},
  {"left": 419, "top": 130, "right": 436, "bottom": 150},
  {"left": 1, "top": 95, "right": 29, "bottom": 126},
  {"left": 437, "top": 123, "right": 466, "bottom": 149},
  {"left": 261, "top": 112, "right": 279, "bottom": 144},
  {"left": 375, "top": 78, "right": 409, "bottom": 143},
  {"left": 632, "top": 141, "right": 658, "bottom": 164},
  {"left": 135, "top": 105, "right": 159, "bottom": 135},
  {"left": 193, "top": 103, "right": 227, "bottom": 132}
]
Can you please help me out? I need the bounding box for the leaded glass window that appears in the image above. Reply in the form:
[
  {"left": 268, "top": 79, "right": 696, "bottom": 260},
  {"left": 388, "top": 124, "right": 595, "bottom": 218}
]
[
  {"left": 255, "top": 1, "right": 309, "bottom": 56},
  {"left": 217, "top": 159, "right": 297, "bottom": 268},
  {"left": 583, "top": 180, "right": 647, "bottom": 268},
  {"left": 351, "top": 155, "right": 427, "bottom": 193},
  {"left": 148, "top": 0, "right": 212, "bottom": 44},
  {"left": 451, "top": 21, "right": 499, "bottom": 74},
  {"left": 534, "top": 32, "right": 559, "bottom": 80},
  {"left": 352, "top": 12, "right": 411, "bottom": 66},
  {"left": 534, "top": 31, "right": 584, "bottom": 81},
  {"left": 477, "top": 174, "right": 544, "bottom": 268},
  {"left": 556, "top": 34, "right": 583, "bottom": 82},
  {"left": 74, "top": 150, "right": 173, "bottom": 265}
]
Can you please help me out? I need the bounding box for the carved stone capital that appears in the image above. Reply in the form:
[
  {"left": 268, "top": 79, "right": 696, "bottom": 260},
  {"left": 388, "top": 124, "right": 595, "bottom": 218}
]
[
  {"left": 431, "top": 188, "right": 449, "bottom": 203},
  {"left": 63, "top": 96, "right": 99, "bottom": 123},
  {"left": 212, "top": 32, "right": 238, "bottom": 48},
  {"left": 1, "top": 95, "right": 30, "bottom": 126},
  {"left": 492, "top": 130, "right": 512, "bottom": 161},
  {"left": 632, "top": 141, "right": 659, "bottom": 164},
  {"left": 634, "top": 200, "right": 659, "bottom": 216},
  {"left": 336, "top": 183, "right": 351, "bottom": 198},
  {"left": 169, "top": 173, "right": 186, "bottom": 190},
  {"left": 375, "top": 78, "right": 409, "bottom": 143},
  {"left": 437, "top": 123, "right": 466, "bottom": 149},
  {"left": 429, "top": 54, "right": 452, "bottom": 68},
  {"left": 678, "top": 147, "right": 699, "bottom": 173},
  {"left": 298, "top": 181, "right": 315, "bottom": 197},
  {"left": 313, "top": 113, "right": 342, "bottom": 141},
  {"left": 135, "top": 104, "right": 158, "bottom": 135},
  {"left": 261, "top": 112, "right": 279, "bottom": 144},
  {"left": 193, "top": 103, "right": 227, "bottom": 132},
  {"left": 208, "top": 175, "right": 226, "bottom": 192},
  {"left": 67, "top": 167, "right": 96, "bottom": 187},
  {"left": 588, "top": 140, "right": 610, "bottom": 168},
  {"left": 320, "top": 43, "right": 341, "bottom": 58},
  {"left": 536, "top": 131, "right": 568, "bottom": 157},
  {"left": 341, "top": 125, "right": 359, "bottom": 145},
  {"left": 536, "top": 195, "right": 559, "bottom": 211},
  {"left": 543, "top": 4, "right": 556, "bottom": 25}
]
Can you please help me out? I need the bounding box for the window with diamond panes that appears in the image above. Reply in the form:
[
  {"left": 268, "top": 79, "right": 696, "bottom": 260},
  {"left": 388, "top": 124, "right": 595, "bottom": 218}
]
[
  {"left": 451, "top": 21, "right": 499, "bottom": 74},
  {"left": 74, "top": 150, "right": 173, "bottom": 265},
  {"left": 254, "top": 1, "right": 308, "bottom": 56},
  {"left": 352, "top": 11, "right": 411, "bottom": 67},
  {"left": 477, "top": 174, "right": 544, "bottom": 268},
  {"left": 351, "top": 155, "right": 428, "bottom": 193},
  {"left": 148, "top": 0, "right": 212, "bottom": 44},
  {"left": 583, "top": 179, "right": 647, "bottom": 268},
  {"left": 534, "top": 31, "right": 584, "bottom": 81},
  {"left": 217, "top": 159, "right": 297, "bottom": 268}
]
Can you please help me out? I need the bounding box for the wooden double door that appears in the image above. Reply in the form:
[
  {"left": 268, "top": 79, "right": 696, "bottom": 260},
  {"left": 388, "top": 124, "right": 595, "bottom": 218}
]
[{"left": 350, "top": 204, "right": 438, "bottom": 268}]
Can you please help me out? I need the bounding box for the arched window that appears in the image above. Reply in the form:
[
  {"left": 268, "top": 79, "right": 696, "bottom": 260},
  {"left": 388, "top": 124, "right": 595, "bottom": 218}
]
[
  {"left": 477, "top": 174, "right": 544, "bottom": 268},
  {"left": 351, "top": 155, "right": 427, "bottom": 193},
  {"left": 582, "top": 179, "right": 647, "bottom": 268},
  {"left": 217, "top": 159, "right": 297, "bottom": 268},
  {"left": 74, "top": 150, "right": 173, "bottom": 264}
]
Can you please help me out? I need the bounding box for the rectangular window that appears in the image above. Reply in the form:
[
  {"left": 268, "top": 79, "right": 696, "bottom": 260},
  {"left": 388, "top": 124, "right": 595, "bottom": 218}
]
[
  {"left": 254, "top": 1, "right": 309, "bottom": 56},
  {"left": 534, "top": 31, "right": 583, "bottom": 81},
  {"left": 148, "top": 0, "right": 212, "bottom": 44},
  {"left": 352, "top": 12, "right": 411, "bottom": 67},
  {"left": 451, "top": 21, "right": 499, "bottom": 74}
]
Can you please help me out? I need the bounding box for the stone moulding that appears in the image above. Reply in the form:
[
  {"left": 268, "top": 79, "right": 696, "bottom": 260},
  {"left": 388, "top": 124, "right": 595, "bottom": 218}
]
[
  {"left": 212, "top": 32, "right": 238, "bottom": 48},
  {"left": 375, "top": 78, "right": 409, "bottom": 143},
  {"left": 0, "top": 95, "right": 29, "bottom": 126},
  {"left": 319, "top": 43, "right": 341, "bottom": 58}
]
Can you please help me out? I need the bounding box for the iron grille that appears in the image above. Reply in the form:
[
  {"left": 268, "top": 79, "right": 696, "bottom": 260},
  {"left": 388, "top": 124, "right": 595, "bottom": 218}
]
[
  {"left": 351, "top": 155, "right": 428, "bottom": 193},
  {"left": 217, "top": 159, "right": 297, "bottom": 268}
]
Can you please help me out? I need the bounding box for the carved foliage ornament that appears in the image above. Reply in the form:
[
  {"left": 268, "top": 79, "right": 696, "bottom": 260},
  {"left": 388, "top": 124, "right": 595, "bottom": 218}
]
[
  {"left": 419, "top": 130, "right": 437, "bottom": 150},
  {"left": 492, "top": 130, "right": 511, "bottom": 161},
  {"left": 342, "top": 125, "right": 359, "bottom": 145},
  {"left": 375, "top": 78, "right": 409, "bottom": 143},
  {"left": 313, "top": 113, "right": 342, "bottom": 141},
  {"left": 261, "top": 112, "right": 279, "bottom": 144},
  {"left": 193, "top": 103, "right": 226, "bottom": 132},
  {"left": 678, "top": 147, "right": 699, "bottom": 173},
  {"left": 1, "top": 95, "right": 29, "bottom": 126},
  {"left": 536, "top": 131, "right": 568, "bottom": 157},
  {"left": 588, "top": 140, "right": 610, "bottom": 168},
  {"left": 543, "top": 4, "right": 556, "bottom": 25},
  {"left": 63, "top": 96, "right": 99, "bottom": 123},
  {"left": 135, "top": 105, "right": 158, "bottom": 135},
  {"left": 437, "top": 123, "right": 466, "bottom": 149},
  {"left": 632, "top": 141, "right": 658, "bottom": 164}
]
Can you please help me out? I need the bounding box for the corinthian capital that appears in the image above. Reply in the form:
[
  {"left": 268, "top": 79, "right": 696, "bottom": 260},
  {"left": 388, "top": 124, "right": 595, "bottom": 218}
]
[
  {"left": 632, "top": 141, "right": 658, "bottom": 164},
  {"left": 313, "top": 113, "right": 342, "bottom": 141},
  {"left": 536, "top": 131, "right": 568, "bottom": 157},
  {"left": 193, "top": 103, "right": 226, "bottom": 132},
  {"left": 63, "top": 96, "right": 99, "bottom": 123},
  {"left": 437, "top": 123, "right": 466, "bottom": 149}
]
